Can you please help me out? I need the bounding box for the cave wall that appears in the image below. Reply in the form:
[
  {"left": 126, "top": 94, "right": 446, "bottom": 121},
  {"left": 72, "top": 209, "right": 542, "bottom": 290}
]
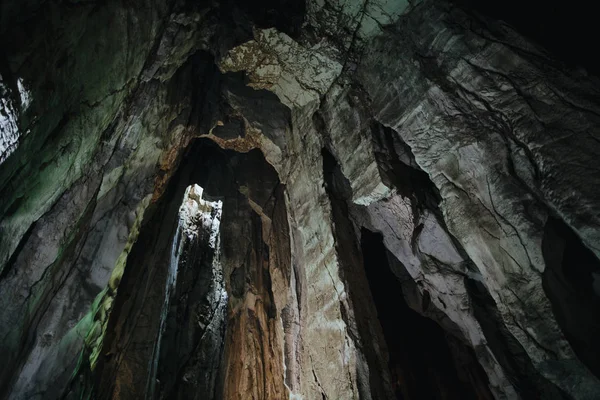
[
  {"left": 357, "top": 2, "right": 600, "bottom": 397},
  {"left": 1, "top": 0, "right": 600, "bottom": 399}
]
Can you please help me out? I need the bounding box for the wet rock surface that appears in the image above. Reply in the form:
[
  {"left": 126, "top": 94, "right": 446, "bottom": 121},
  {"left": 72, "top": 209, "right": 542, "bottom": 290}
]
[{"left": 1, "top": 0, "right": 600, "bottom": 399}]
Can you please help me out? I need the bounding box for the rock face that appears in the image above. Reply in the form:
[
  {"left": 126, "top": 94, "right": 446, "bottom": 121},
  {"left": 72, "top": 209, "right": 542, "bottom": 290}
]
[
  {"left": 1, "top": 0, "right": 600, "bottom": 399},
  {"left": 85, "top": 182, "right": 226, "bottom": 400}
]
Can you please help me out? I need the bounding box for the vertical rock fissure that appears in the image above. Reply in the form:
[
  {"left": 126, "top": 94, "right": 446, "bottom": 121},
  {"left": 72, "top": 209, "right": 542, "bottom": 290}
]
[
  {"left": 359, "top": 228, "right": 492, "bottom": 399},
  {"left": 321, "top": 146, "right": 395, "bottom": 400},
  {"left": 151, "top": 183, "right": 226, "bottom": 399},
  {"left": 146, "top": 209, "right": 184, "bottom": 399},
  {"left": 464, "top": 277, "right": 570, "bottom": 399},
  {"left": 173, "top": 139, "right": 288, "bottom": 400}
]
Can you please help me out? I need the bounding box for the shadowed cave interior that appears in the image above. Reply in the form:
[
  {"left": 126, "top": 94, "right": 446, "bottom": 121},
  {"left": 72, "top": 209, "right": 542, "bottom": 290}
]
[
  {"left": 90, "top": 139, "right": 506, "bottom": 399},
  {"left": 90, "top": 139, "right": 285, "bottom": 398},
  {"left": 2, "top": 0, "right": 600, "bottom": 398},
  {"left": 359, "top": 228, "right": 491, "bottom": 400}
]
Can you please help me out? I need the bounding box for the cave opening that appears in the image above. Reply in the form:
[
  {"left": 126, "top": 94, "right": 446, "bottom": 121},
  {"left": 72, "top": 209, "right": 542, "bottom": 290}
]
[
  {"left": 88, "top": 138, "right": 287, "bottom": 399},
  {"left": 542, "top": 215, "right": 600, "bottom": 379},
  {"left": 359, "top": 227, "right": 490, "bottom": 400}
]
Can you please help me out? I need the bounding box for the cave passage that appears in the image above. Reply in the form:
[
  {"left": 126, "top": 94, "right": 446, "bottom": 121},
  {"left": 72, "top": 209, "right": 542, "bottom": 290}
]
[
  {"left": 89, "top": 138, "right": 285, "bottom": 399},
  {"left": 3, "top": 0, "right": 600, "bottom": 397},
  {"left": 360, "top": 228, "right": 488, "bottom": 400}
]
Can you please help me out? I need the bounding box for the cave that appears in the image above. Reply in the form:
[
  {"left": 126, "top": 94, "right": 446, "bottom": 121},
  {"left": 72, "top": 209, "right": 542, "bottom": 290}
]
[
  {"left": 2, "top": 0, "right": 600, "bottom": 399},
  {"left": 85, "top": 138, "right": 287, "bottom": 399},
  {"left": 359, "top": 228, "right": 492, "bottom": 400}
]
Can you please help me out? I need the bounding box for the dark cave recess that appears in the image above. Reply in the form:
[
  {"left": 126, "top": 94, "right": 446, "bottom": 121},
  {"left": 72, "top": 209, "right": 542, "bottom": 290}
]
[
  {"left": 321, "top": 145, "right": 493, "bottom": 400},
  {"left": 452, "top": 0, "right": 600, "bottom": 75},
  {"left": 360, "top": 228, "right": 493, "bottom": 400}
]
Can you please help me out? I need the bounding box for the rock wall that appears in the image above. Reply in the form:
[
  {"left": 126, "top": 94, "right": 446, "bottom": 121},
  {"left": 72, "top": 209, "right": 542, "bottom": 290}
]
[
  {"left": 358, "top": 2, "right": 600, "bottom": 397},
  {"left": 1, "top": 0, "right": 600, "bottom": 399}
]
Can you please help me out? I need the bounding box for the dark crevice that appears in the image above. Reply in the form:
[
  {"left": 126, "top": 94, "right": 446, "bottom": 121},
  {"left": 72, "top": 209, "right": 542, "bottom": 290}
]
[
  {"left": 360, "top": 228, "right": 493, "bottom": 400},
  {"left": 321, "top": 147, "right": 394, "bottom": 399},
  {"left": 367, "top": 118, "right": 569, "bottom": 399},
  {"left": 369, "top": 122, "right": 482, "bottom": 277},
  {"left": 323, "top": 144, "right": 493, "bottom": 399},
  {"left": 464, "top": 278, "right": 570, "bottom": 399},
  {"left": 0, "top": 219, "right": 35, "bottom": 282},
  {"left": 369, "top": 108, "right": 574, "bottom": 399},
  {"left": 370, "top": 121, "right": 441, "bottom": 216},
  {"left": 542, "top": 215, "right": 600, "bottom": 379}
]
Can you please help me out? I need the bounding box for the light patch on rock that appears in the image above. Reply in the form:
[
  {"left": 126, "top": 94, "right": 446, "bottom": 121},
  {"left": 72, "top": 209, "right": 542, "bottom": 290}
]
[
  {"left": 17, "top": 78, "right": 32, "bottom": 110},
  {"left": 220, "top": 28, "right": 342, "bottom": 109},
  {"left": 181, "top": 184, "right": 223, "bottom": 249},
  {"left": 352, "top": 174, "right": 393, "bottom": 205},
  {"left": 417, "top": 211, "right": 463, "bottom": 265},
  {"left": 0, "top": 78, "right": 20, "bottom": 164},
  {"left": 322, "top": 85, "right": 394, "bottom": 205}
]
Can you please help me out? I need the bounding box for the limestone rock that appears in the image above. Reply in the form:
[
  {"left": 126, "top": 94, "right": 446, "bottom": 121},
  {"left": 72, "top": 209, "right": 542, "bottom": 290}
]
[
  {"left": 220, "top": 28, "right": 343, "bottom": 109},
  {"left": 1, "top": 0, "right": 600, "bottom": 399}
]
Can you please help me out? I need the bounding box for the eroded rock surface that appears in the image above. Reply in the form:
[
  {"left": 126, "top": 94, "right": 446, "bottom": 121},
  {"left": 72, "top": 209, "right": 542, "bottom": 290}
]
[{"left": 1, "top": 0, "right": 600, "bottom": 399}]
